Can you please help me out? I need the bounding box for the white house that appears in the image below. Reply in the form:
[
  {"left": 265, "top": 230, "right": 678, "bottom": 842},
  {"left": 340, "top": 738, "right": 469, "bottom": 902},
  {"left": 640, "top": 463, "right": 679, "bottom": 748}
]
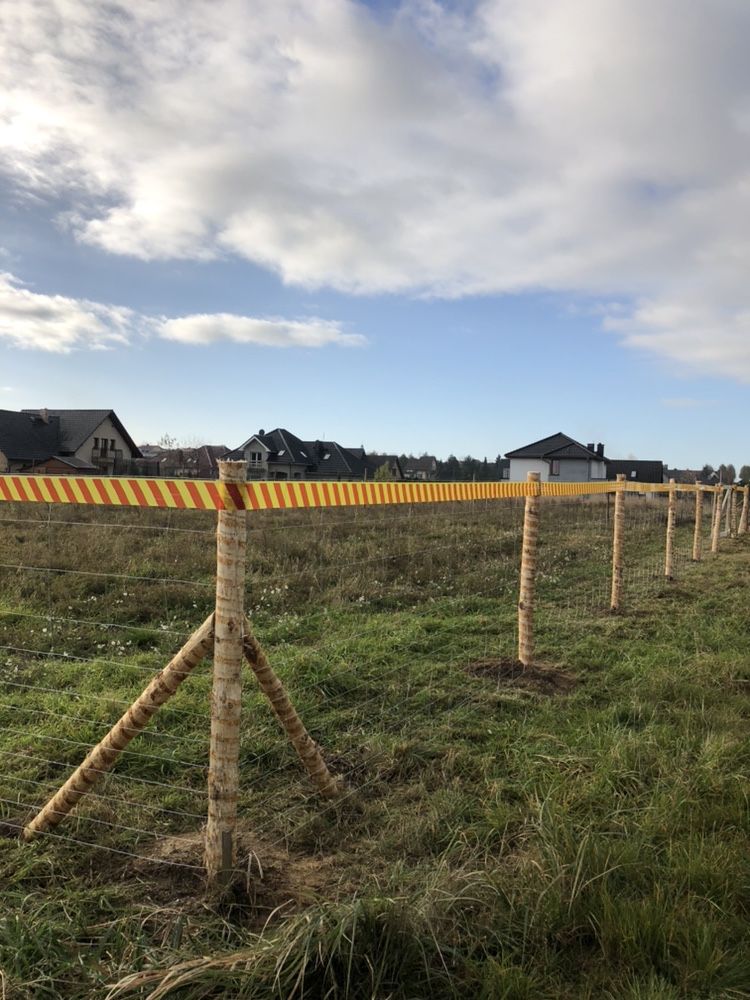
[{"left": 505, "top": 433, "right": 608, "bottom": 482}]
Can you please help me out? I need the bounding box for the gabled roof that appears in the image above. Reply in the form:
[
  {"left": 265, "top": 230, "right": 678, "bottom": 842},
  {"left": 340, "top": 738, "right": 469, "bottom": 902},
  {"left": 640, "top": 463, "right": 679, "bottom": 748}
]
[
  {"left": 506, "top": 432, "right": 605, "bottom": 461},
  {"left": 402, "top": 455, "right": 437, "bottom": 472},
  {"left": 235, "top": 428, "right": 313, "bottom": 466},
  {"left": 607, "top": 459, "right": 664, "bottom": 483},
  {"left": 305, "top": 441, "right": 368, "bottom": 478},
  {"left": 0, "top": 409, "right": 61, "bottom": 461},
  {"left": 22, "top": 409, "right": 142, "bottom": 458}
]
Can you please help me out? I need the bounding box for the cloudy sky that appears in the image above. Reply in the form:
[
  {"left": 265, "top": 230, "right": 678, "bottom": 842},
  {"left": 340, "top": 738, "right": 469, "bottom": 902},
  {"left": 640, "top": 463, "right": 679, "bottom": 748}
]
[{"left": 1, "top": 0, "right": 749, "bottom": 465}]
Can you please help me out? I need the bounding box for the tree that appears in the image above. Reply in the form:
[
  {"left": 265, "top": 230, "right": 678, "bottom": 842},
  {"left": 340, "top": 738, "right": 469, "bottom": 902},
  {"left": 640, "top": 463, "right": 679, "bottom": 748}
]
[
  {"left": 726, "top": 463, "right": 736, "bottom": 484},
  {"left": 374, "top": 461, "right": 392, "bottom": 482},
  {"left": 739, "top": 466, "right": 750, "bottom": 485},
  {"left": 158, "top": 433, "right": 178, "bottom": 449},
  {"left": 700, "top": 464, "right": 715, "bottom": 480}
]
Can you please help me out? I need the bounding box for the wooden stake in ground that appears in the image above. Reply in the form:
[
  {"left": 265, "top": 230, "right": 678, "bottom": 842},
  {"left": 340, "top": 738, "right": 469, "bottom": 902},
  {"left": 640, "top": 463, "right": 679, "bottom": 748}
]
[
  {"left": 23, "top": 614, "right": 215, "bottom": 840},
  {"left": 610, "top": 474, "right": 626, "bottom": 612},
  {"left": 739, "top": 486, "right": 749, "bottom": 536},
  {"left": 242, "top": 622, "right": 340, "bottom": 799},
  {"left": 205, "top": 460, "right": 247, "bottom": 887},
  {"left": 730, "top": 487, "right": 739, "bottom": 538},
  {"left": 692, "top": 482, "right": 704, "bottom": 562},
  {"left": 518, "top": 471, "right": 541, "bottom": 667},
  {"left": 664, "top": 478, "right": 677, "bottom": 580},
  {"left": 711, "top": 487, "right": 722, "bottom": 554}
]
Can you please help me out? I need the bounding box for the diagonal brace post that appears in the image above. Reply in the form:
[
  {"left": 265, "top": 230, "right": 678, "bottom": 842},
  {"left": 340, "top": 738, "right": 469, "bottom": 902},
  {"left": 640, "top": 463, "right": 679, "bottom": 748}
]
[
  {"left": 23, "top": 614, "right": 215, "bottom": 840},
  {"left": 242, "top": 618, "right": 341, "bottom": 799}
]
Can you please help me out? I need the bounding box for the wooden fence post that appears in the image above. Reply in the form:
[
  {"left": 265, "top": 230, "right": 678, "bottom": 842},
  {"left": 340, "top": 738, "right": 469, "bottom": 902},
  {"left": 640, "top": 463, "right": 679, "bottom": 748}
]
[
  {"left": 518, "top": 471, "right": 541, "bottom": 667},
  {"left": 711, "top": 486, "right": 722, "bottom": 554},
  {"left": 23, "top": 614, "right": 215, "bottom": 839},
  {"left": 610, "top": 474, "right": 626, "bottom": 612},
  {"left": 664, "top": 478, "right": 677, "bottom": 580},
  {"left": 692, "top": 482, "right": 703, "bottom": 562},
  {"left": 730, "top": 486, "right": 739, "bottom": 538},
  {"left": 739, "top": 485, "right": 749, "bottom": 536},
  {"left": 205, "top": 460, "right": 247, "bottom": 888}
]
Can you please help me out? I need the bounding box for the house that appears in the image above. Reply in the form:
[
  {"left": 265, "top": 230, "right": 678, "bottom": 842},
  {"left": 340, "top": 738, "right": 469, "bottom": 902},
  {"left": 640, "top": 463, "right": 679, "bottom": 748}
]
[
  {"left": 665, "top": 468, "right": 718, "bottom": 485},
  {"left": 227, "top": 428, "right": 389, "bottom": 481},
  {"left": 365, "top": 454, "right": 403, "bottom": 480},
  {"left": 1, "top": 408, "right": 141, "bottom": 474},
  {"left": 402, "top": 455, "right": 438, "bottom": 481},
  {"left": 155, "top": 445, "right": 227, "bottom": 479},
  {"left": 505, "top": 433, "right": 608, "bottom": 482},
  {"left": 607, "top": 459, "right": 665, "bottom": 484}
]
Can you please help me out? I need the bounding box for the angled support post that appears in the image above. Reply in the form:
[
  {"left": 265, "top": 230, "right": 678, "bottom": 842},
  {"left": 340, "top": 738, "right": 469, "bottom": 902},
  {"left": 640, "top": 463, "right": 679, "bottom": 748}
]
[
  {"left": 242, "top": 621, "right": 341, "bottom": 799},
  {"left": 23, "top": 614, "right": 215, "bottom": 840},
  {"left": 711, "top": 486, "right": 722, "bottom": 554}
]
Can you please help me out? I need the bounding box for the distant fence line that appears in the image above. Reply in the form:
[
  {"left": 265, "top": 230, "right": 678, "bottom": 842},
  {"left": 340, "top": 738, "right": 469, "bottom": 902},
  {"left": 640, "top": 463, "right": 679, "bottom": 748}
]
[
  {"left": 0, "top": 472, "right": 738, "bottom": 511},
  {"left": 2, "top": 464, "right": 747, "bottom": 891}
]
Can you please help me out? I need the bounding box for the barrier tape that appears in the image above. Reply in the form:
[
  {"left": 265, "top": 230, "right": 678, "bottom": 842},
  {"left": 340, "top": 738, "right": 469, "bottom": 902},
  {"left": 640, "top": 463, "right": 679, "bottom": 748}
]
[{"left": 0, "top": 474, "right": 729, "bottom": 512}]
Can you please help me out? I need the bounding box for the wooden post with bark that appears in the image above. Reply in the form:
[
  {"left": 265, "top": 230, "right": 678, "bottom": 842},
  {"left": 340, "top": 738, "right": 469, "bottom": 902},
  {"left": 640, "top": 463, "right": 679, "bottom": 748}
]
[
  {"left": 692, "top": 482, "right": 703, "bottom": 562},
  {"left": 739, "top": 485, "right": 749, "bottom": 536},
  {"left": 610, "top": 474, "right": 626, "bottom": 612},
  {"left": 711, "top": 486, "right": 722, "bottom": 554},
  {"left": 205, "top": 460, "right": 247, "bottom": 888},
  {"left": 23, "top": 615, "right": 215, "bottom": 839},
  {"left": 664, "top": 478, "right": 677, "bottom": 580},
  {"left": 518, "top": 471, "right": 541, "bottom": 667},
  {"left": 730, "top": 487, "right": 739, "bottom": 538}
]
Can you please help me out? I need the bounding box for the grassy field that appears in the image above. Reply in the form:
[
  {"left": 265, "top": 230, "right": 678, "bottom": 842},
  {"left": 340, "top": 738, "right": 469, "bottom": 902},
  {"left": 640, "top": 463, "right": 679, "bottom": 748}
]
[{"left": 0, "top": 493, "right": 748, "bottom": 998}]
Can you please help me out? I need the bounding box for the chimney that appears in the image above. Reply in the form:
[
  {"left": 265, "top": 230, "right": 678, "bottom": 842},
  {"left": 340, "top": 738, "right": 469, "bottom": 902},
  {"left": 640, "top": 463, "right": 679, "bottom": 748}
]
[
  {"left": 586, "top": 442, "right": 595, "bottom": 453},
  {"left": 596, "top": 443, "right": 604, "bottom": 457}
]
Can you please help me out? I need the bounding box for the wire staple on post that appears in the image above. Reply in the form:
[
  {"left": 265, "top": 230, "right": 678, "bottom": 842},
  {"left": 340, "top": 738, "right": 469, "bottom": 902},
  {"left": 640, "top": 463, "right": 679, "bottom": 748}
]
[
  {"left": 205, "top": 460, "right": 247, "bottom": 888},
  {"left": 23, "top": 614, "right": 215, "bottom": 840},
  {"left": 518, "top": 471, "right": 541, "bottom": 667}
]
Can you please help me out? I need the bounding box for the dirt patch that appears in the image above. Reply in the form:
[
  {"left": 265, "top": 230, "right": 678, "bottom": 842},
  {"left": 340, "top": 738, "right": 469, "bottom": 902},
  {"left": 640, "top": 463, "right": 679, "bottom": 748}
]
[
  {"left": 126, "top": 825, "right": 337, "bottom": 927},
  {"left": 465, "top": 658, "right": 577, "bottom": 695}
]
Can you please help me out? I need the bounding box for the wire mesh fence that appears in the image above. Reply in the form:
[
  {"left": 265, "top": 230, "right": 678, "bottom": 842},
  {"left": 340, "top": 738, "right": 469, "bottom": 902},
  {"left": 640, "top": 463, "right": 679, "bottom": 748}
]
[{"left": 0, "top": 475, "right": 742, "bottom": 885}]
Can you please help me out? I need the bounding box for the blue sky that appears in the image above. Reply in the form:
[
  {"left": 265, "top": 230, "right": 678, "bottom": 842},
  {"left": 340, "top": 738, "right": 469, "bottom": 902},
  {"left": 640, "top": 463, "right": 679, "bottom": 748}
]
[{"left": 1, "top": 0, "right": 749, "bottom": 467}]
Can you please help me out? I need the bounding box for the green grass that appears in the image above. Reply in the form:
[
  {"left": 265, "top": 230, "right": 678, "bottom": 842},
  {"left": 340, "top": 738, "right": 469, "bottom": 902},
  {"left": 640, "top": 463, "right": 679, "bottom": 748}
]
[{"left": 0, "top": 496, "right": 747, "bottom": 998}]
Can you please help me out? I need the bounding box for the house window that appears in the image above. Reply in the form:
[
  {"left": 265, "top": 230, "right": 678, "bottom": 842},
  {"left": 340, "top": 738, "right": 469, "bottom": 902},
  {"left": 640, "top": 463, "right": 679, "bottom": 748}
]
[
  {"left": 93, "top": 437, "right": 99, "bottom": 448},
  {"left": 110, "top": 439, "right": 115, "bottom": 450},
  {"left": 550, "top": 460, "right": 560, "bottom": 476},
  {"left": 248, "top": 451, "right": 263, "bottom": 465}
]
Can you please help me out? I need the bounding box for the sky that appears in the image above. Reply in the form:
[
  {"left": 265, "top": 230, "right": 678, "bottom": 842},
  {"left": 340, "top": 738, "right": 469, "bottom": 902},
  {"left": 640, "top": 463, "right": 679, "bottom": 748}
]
[{"left": 1, "top": 0, "right": 749, "bottom": 467}]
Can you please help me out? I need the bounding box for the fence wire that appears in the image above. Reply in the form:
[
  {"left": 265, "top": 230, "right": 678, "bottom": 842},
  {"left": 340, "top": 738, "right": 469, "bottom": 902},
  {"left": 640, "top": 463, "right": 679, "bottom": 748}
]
[{"left": 0, "top": 486, "right": 733, "bottom": 869}]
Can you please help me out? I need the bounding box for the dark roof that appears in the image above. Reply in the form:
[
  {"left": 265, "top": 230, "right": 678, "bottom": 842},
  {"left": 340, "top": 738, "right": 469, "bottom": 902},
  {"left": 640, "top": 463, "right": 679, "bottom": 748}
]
[
  {"left": 22, "top": 409, "right": 142, "bottom": 458},
  {"left": 607, "top": 459, "right": 664, "bottom": 483},
  {"left": 305, "top": 441, "right": 368, "bottom": 478},
  {"left": 37, "top": 455, "right": 99, "bottom": 471},
  {"left": 0, "top": 409, "right": 61, "bottom": 462},
  {"left": 402, "top": 455, "right": 437, "bottom": 472},
  {"left": 506, "top": 432, "right": 606, "bottom": 461}
]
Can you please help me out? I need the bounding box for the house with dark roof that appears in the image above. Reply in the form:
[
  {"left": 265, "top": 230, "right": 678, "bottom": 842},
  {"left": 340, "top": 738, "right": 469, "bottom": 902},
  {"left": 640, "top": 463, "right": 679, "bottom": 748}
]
[
  {"left": 402, "top": 455, "right": 438, "bottom": 481},
  {"left": 366, "top": 454, "right": 403, "bottom": 480},
  {"left": 505, "top": 432, "right": 608, "bottom": 482},
  {"left": 607, "top": 459, "right": 666, "bottom": 484},
  {"left": 154, "top": 445, "right": 228, "bottom": 478},
  {"left": 227, "top": 428, "right": 397, "bottom": 481},
  {"left": 0, "top": 408, "right": 142, "bottom": 474}
]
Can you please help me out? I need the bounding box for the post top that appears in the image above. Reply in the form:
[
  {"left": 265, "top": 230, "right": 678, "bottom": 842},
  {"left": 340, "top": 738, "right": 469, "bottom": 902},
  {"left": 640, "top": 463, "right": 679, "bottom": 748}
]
[
  {"left": 669, "top": 477, "right": 676, "bottom": 484},
  {"left": 218, "top": 459, "right": 247, "bottom": 483},
  {"left": 527, "top": 471, "right": 541, "bottom": 482},
  {"left": 616, "top": 473, "right": 626, "bottom": 481}
]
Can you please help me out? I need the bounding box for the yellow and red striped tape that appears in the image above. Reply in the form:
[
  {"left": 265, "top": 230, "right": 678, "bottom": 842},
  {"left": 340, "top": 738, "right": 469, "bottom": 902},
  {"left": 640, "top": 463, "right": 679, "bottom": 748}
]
[{"left": 0, "top": 474, "right": 726, "bottom": 511}]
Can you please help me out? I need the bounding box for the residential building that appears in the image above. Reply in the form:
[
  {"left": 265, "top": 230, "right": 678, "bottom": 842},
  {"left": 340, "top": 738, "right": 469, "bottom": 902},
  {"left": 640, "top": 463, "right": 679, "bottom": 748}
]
[
  {"left": 227, "top": 428, "right": 393, "bottom": 481},
  {"left": 366, "top": 454, "right": 403, "bottom": 480},
  {"left": 154, "top": 445, "right": 227, "bottom": 478},
  {"left": 607, "top": 459, "right": 665, "bottom": 484},
  {"left": 402, "top": 455, "right": 438, "bottom": 481},
  {"left": 1, "top": 408, "right": 141, "bottom": 474},
  {"left": 505, "top": 433, "right": 608, "bottom": 482}
]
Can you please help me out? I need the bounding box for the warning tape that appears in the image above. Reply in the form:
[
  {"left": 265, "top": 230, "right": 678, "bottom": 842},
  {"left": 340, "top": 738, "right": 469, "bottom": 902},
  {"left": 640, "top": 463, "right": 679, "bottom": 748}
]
[{"left": 0, "top": 474, "right": 729, "bottom": 511}]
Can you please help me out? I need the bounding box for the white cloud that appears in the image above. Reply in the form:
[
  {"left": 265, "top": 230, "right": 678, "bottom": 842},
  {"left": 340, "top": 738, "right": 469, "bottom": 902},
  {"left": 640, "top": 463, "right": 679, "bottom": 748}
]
[
  {"left": 0, "top": 272, "right": 362, "bottom": 352},
  {"left": 0, "top": 272, "right": 137, "bottom": 352},
  {"left": 160, "top": 313, "right": 365, "bottom": 348},
  {"left": 1, "top": 1, "right": 750, "bottom": 375}
]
